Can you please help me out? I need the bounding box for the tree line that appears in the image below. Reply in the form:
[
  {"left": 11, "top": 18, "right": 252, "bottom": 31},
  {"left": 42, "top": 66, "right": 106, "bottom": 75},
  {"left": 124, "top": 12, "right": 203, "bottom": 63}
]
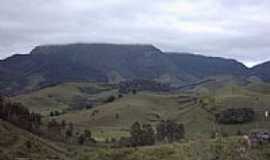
[
  {"left": 46, "top": 118, "right": 95, "bottom": 145},
  {"left": 215, "top": 108, "right": 255, "bottom": 124},
  {"left": 0, "top": 96, "right": 41, "bottom": 132},
  {"left": 0, "top": 96, "right": 96, "bottom": 145},
  {"left": 118, "top": 120, "right": 185, "bottom": 147}
]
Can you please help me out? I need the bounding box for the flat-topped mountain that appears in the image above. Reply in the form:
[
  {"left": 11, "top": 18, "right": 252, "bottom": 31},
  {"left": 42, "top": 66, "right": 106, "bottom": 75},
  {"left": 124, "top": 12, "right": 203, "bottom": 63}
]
[{"left": 0, "top": 43, "right": 254, "bottom": 95}]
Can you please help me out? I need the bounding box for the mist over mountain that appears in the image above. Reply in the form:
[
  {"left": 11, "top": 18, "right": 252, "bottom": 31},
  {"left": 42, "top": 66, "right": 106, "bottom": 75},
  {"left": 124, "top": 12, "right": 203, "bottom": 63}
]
[{"left": 0, "top": 43, "right": 268, "bottom": 95}]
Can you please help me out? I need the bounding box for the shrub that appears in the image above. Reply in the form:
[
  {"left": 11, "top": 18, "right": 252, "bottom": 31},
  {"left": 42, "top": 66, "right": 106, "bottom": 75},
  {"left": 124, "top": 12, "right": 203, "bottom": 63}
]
[
  {"left": 156, "top": 120, "right": 185, "bottom": 143},
  {"left": 215, "top": 108, "right": 255, "bottom": 124},
  {"left": 115, "top": 113, "right": 120, "bottom": 119},
  {"left": 104, "top": 95, "right": 116, "bottom": 103},
  {"left": 54, "top": 110, "right": 61, "bottom": 116}
]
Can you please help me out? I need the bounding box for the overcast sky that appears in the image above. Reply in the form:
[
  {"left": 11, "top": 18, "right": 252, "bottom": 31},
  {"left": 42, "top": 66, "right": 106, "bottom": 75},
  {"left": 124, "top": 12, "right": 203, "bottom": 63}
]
[{"left": 1, "top": 0, "right": 270, "bottom": 67}]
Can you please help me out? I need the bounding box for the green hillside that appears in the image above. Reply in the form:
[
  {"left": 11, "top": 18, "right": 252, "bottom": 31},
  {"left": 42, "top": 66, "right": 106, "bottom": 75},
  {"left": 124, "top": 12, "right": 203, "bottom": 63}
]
[
  {"left": 0, "top": 119, "right": 70, "bottom": 160},
  {"left": 2, "top": 79, "right": 269, "bottom": 160},
  {"left": 80, "top": 136, "right": 270, "bottom": 160},
  {"left": 12, "top": 80, "right": 270, "bottom": 141},
  {"left": 12, "top": 82, "right": 117, "bottom": 115},
  {"left": 2, "top": 117, "right": 270, "bottom": 160}
]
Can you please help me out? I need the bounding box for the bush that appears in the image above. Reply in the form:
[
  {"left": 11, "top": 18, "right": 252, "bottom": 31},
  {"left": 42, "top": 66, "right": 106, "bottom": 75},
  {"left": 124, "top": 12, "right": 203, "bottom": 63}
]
[
  {"left": 118, "top": 94, "right": 123, "bottom": 98},
  {"left": 115, "top": 113, "right": 120, "bottom": 119},
  {"left": 54, "top": 110, "right": 61, "bottom": 116},
  {"left": 156, "top": 120, "right": 185, "bottom": 143},
  {"left": 104, "top": 95, "right": 116, "bottom": 103},
  {"left": 215, "top": 108, "right": 255, "bottom": 124},
  {"left": 78, "top": 134, "right": 85, "bottom": 145},
  {"left": 132, "top": 89, "right": 137, "bottom": 95}
]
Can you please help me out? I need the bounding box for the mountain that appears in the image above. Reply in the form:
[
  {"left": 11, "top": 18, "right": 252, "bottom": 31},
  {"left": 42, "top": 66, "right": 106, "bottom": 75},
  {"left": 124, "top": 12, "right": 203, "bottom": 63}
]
[
  {"left": 166, "top": 53, "right": 248, "bottom": 81},
  {"left": 0, "top": 43, "right": 249, "bottom": 95},
  {"left": 250, "top": 61, "right": 270, "bottom": 82}
]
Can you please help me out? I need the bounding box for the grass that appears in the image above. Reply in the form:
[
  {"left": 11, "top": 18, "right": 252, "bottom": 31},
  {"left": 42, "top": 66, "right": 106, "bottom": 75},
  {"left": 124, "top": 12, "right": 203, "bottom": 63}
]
[
  {"left": 79, "top": 136, "right": 270, "bottom": 160},
  {"left": 0, "top": 119, "right": 70, "bottom": 160},
  {"left": 54, "top": 81, "right": 270, "bottom": 141},
  {"left": 11, "top": 80, "right": 270, "bottom": 141},
  {"left": 4, "top": 80, "right": 270, "bottom": 160},
  {"left": 12, "top": 82, "right": 116, "bottom": 115}
]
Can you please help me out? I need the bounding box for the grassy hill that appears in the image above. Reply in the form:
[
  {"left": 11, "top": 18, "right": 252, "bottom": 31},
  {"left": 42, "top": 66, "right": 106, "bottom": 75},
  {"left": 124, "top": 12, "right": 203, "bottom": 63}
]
[
  {"left": 0, "top": 119, "right": 70, "bottom": 160},
  {"left": 5, "top": 80, "right": 270, "bottom": 160},
  {"left": 2, "top": 116, "right": 269, "bottom": 160},
  {"left": 11, "top": 80, "right": 270, "bottom": 141},
  {"left": 79, "top": 136, "right": 270, "bottom": 160},
  {"left": 12, "top": 82, "right": 117, "bottom": 115},
  {"left": 2, "top": 116, "right": 270, "bottom": 160}
]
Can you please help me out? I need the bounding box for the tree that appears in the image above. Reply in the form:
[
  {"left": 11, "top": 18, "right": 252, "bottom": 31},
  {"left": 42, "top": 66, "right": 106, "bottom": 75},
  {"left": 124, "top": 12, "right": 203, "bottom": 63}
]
[
  {"left": 115, "top": 113, "right": 120, "bottom": 119},
  {"left": 65, "top": 122, "right": 74, "bottom": 138},
  {"left": 129, "top": 122, "right": 155, "bottom": 147},
  {"left": 78, "top": 134, "right": 85, "bottom": 145},
  {"left": 175, "top": 123, "right": 185, "bottom": 141},
  {"left": 84, "top": 129, "right": 92, "bottom": 140},
  {"left": 118, "top": 136, "right": 130, "bottom": 147},
  {"left": 132, "top": 89, "right": 137, "bottom": 95},
  {"left": 0, "top": 98, "right": 42, "bottom": 132},
  {"left": 215, "top": 108, "right": 255, "bottom": 124},
  {"left": 156, "top": 120, "right": 167, "bottom": 141},
  {"left": 166, "top": 120, "right": 177, "bottom": 142},
  {"left": 130, "top": 121, "right": 143, "bottom": 146},
  {"left": 48, "top": 119, "right": 61, "bottom": 135},
  {"left": 142, "top": 124, "right": 155, "bottom": 145},
  {"left": 61, "top": 120, "right": 66, "bottom": 128},
  {"left": 105, "top": 95, "right": 116, "bottom": 103},
  {"left": 156, "top": 120, "right": 185, "bottom": 143},
  {"left": 54, "top": 110, "right": 61, "bottom": 116},
  {"left": 50, "top": 111, "right": 54, "bottom": 117},
  {"left": 25, "top": 140, "right": 32, "bottom": 150}
]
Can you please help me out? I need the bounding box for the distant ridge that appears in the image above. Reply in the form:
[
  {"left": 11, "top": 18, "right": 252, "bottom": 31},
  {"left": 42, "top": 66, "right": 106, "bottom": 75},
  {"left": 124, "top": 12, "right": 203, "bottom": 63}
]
[
  {"left": 250, "top": 61, "right": 270, "bottom": 82},
  {"left": 0, "top": 43, "right": 267, "bottom": 95}
]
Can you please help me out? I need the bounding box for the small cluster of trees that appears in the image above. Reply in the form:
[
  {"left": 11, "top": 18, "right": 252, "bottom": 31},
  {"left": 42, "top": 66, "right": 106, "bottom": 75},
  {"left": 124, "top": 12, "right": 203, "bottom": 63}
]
[
  {"left": 71, "top": 96, "right": 95, "bottom": 110},
  {"left": 104, "top": 95, "right": 116, "bottom": 103},
  {"left": 0, "top": 96, "right": 41, "bottom": 131},
  {"left": 215, "top": 108, "right": 255, "bottom": 124},
  {"left": 47, "top": 119, "right": 95, "bottom": 144},
  {"left": 129, "top": 122, "right": 155, "bottom": 146},
  {"left": 50, "top": 110, "right": 63, "bottom": 117},
  {"left": 47, "top": 119, "right": 75, "bottom": 141},
  {"left": 119, "top": 80, "right": 171, "bottom": 94},
  {"left": 156, "top": 120, "right": 185, "bottom": 143},
  {"left": 78, "top": 129, "right": 95, "bottom": 145},
  {"left": 118, "top": 120, "right": 185, "bottom": 147},
  {"left": 47, "top": 119, "right": 70, "bottom": 139}
]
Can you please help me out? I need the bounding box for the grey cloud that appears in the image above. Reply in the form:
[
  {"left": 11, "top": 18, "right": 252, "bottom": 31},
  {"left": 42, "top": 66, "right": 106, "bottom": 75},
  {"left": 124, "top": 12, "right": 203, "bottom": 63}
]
[{"left": 0, "top": 0, "right": 270, "bottom": 67}]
